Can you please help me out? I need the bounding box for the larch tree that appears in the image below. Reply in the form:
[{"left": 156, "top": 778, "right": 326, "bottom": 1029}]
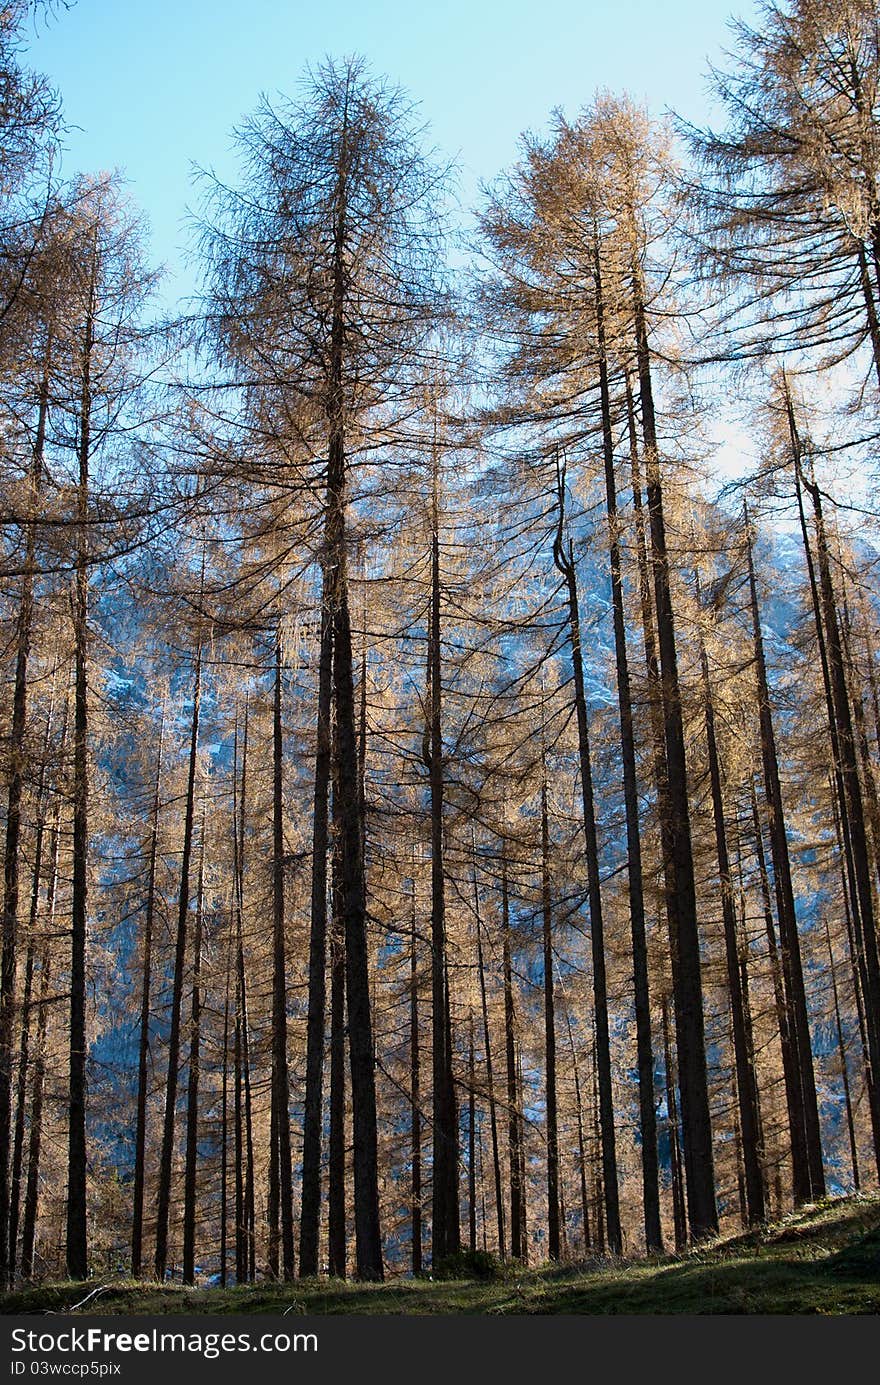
[
  {"left": 683, "top": 0, "right": 880, "bottom": 388},
  {"left": 197, "top": 57, "right": 449, "bottom": 1281}
]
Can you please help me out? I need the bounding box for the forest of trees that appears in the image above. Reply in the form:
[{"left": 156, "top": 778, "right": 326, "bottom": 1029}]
[{"left": 1, "top": 0, "right": 880, "bottom": 1287}]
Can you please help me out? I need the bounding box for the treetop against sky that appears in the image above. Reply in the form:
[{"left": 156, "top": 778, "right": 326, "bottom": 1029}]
[{"left": 32, "top": 0, "right": 759, "bottom": 301}]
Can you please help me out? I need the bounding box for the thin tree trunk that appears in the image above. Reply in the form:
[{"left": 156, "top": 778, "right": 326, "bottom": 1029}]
[
  {"left": 328, "top": 735, "right": 347, "bottom": 1280},
  {"left": 745, "top": 511, "right": 825, "bottom": 1202},
  {"left": 793, "top": 463, "right": 880, "bottom": 1175},
  {"left": 479, "top": 1121, "right": 488, "bottom": 1252},
  {"left": 219, "top": 941, "right": 230, "bottom": 1287},
  {"left": 468, "top": 1015, "right": 477, "bottom": 1255},
  {"left": 233, "top": 1013, "right": 244, "bottom": 1282},
  {"left": 410, "top": 877, "right": 422, "bottom": 1275},
  {"left": 325, "top": 107, "right": 382, "bottom": 1282},
  {"left": 8, "top": 676, "right": 57, "bottom": 1280},
  {"left": 825, "top": 920, "right": 860, "bottom": 1190},
  {"left": 182, "top": 806, "right": 207, "bottom": 1284},
  {"left": 298, "top": 578, "right": 333, "bottom": 1277},
  {"left": 563, "top": 1003, "right": 591, "bottom": 1253},
  {"left": 426, "top": 449, "right": 458, "bottom": 1267},
  {"left": 539, "top": 758, "right": 560, "bottom": 1260},
  {"left": 244, "top": 745, "right": 257, "bottom": 1280},
  {"left": 231, "top": 702, "right": 256, "bottom": 1282},
  {"left": 473, "top": 850, "right": 505, "bottom": 1259},
  {"left": 268, "top": 1063, "right": 279, "bottom": 1278},
  {"left": 20, "top": 788, "right": 61, "bottom": 1281},
  {"left": 842, "top": 604, "right": 880, "bottom": 909},
  {"left": 593, "top": 240, "right": 661, "bottom": 1253},
  {"left": 627, "top": 375, "right": 691, "bottom": 1222},
  {"left": 327, "top": 932, "right": 346, "bottom": 1277},
  {"left": 154, "top": 607, "right": 204, "bottom": 1281},
  {"left": 516, "top": 1035, "right": 528, "bottom": 1266},
  {"left": 0, "top": 356, "right": 49, "bottom": 1288},
  {"left": 7, "top": 944, "right": 33, "bottom": 1282},
  {"left": 67, "top": 276, "right": 97, "bottom": 1282},
  {"left": 697, "top": 628, "right": 765, "bottom": 1222},
  {"left": 792, "top": 432, "right": 880, "bottom": 1174},
  {"left": 552, "top": 459, "right": 621, "bottom": 1253},
  {"left": 747, "top": 776, "right": 805, "bottom": 1205},
  {"left": 131, "top": 701, "right": 165, "bottom": 1277},
  {"left": 630, "top": 272, "right": 716, "bottom": 1239},
  {"left": 831, "top": 769, "right": 880, "bottom": 1174},
  {"left": 661, "top": 993, "right": 686, "bottom": 1251},
  {"left": 330, "top": 477, "right": 381, "bottom": 1282},
  {"left": 501, "top": 854, "right": 524, "bottom": 1260},
  {"left": 271, "top": 632, "right": 295, "bottom": 1279},
  {"left": 19, "top": 937, "right": 52, "bottom": 1282},
  {"left": 732, "top": 1093, "right": 748, "bottom": 1228},
  {"left": 591, "top": 1051, "right": 605, "bottom": 1253}
]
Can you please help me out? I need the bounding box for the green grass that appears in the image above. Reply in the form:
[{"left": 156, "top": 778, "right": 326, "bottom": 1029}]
[{"left": 3, "top": 1194, "right": 879, "bottom": 1315}]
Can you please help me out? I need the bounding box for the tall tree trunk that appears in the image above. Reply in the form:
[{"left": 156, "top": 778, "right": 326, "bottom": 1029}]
[
  {"left": 328, "top": 735, "right": 347, "bottom": 1280},
  {"left": 697, "top": 628, "right": 765, "bottom": 1223},
  {"left": 19, "top": 940, "right": 52, "bottom": 1282},
  {"left": 325, "top": 107, "right": 382, "bottom": 1282},
  {"left": 131, "top": 701, "right": 165, "bottom": 1277},
  {"left": 329, "top": 419, "right": 381, "bottom": 1283},
  {"left": 67, "top": 282, "right": 97, "bottom": 1282},
  {"left": 219, "top": 943, "right": 230, "bottom": 1287},
  {"left": 427, "top": 453, "right": 458, "bottom": 1267},
  {"left": 832, "top": 783, "right": 879, "bottom": 1177},
  {"left": 501, "top": 855, "right": 524, "bottom": 1260},
  {"left": 19, "top": 952, "right": 51, "bottom": 1281},
  {"left": 661, "top": 993, "right": 687, "bottom": 1251},
  {"left": 790, "top": 422, "right": 880, "bottom": 1174},
  {"left": 747, "top": 777, "right": 804, "bottom": 1199},
  {"left": 593, "top": 242, "right": 662, "bottom": 1253},
  {"left": 298, "top": 578, "right": 333, "bottom": 1277},
  {"left": 7, "top": 946, "right": 33, "bottom": 1281},
  {"left": 745, "top": 512, "right": 825, "bottom": 1202},
  {"left": 842, "top": 612, "right": 880, "bottom": 1174},
  {"left": 268, "top": 1060, "right": 279, "bottom": 1278},
  {"left": 479, "top": 1123, "right": 488, "bottom": 1252},
  {"left": 473, "top": 850, "right": 505, "bottom": 1259},
  {"left": 841, "top": 594, "right": 880, "bottom": 904},
  {"left": 20, "top": 787, "right": 61, "bottom": 1281},
  {"left": 552, "top": 459, "right": 621, "bottom": 1253},
  {"left": 410, "top": 878, "right": 422, "bottom": 1275},
  {"left": 627, "top": 375, "right": 692, "bottom": 1222},
  {"left": 539, "top": 756, "right": 560, "bottom": 1261},
  {"left": 231, "top": 702, "right": 256, "bottom": 1282},
  {"left": 565, "top": 1008, "right": 593, "bottom": 1257},
  {"left": 630, "top": 272, "right": 716, "bottom": 1239},
  {"left": 8, "top": 675, "right": 57, "bottom": 1280},
  {"left": 233, "top": 1012, "right": 243, "bottom": 1281},
  {"left": 825, "top": 920, "right": 860, "bottom": 1190},
  {"left": 154, "top": 610, "right": 203, "bottom": 1281},
  {"left": 793, "top": 455, "right": 880, "bottom": 1175},
  {"left": 271, "top": 632, "right": 295, "bottom": 1279},
  {"left": 591, "top": 1051, "right": 605, "bottom": 1253},
  {"left": 182, "top": 807, "right": 207, "bottom": 1284},
  {"left": 0, "top": 355, "right": 49, "bottom": 1288},
  {"left": 468, "top": 1015, "right": 477, "bottom": 1255},
  {"left": 515, "top": 1036, "right": 528, "bottom": 1265}
]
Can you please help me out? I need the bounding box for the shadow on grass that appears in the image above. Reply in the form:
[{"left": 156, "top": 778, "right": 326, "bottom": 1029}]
[{"left": 3, "top": 1195, "right": 878, "bottom": 1317}]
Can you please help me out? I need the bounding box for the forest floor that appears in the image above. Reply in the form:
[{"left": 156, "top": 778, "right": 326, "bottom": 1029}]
[{"left": 3, "top": 1193, "right": 879, "bottom": 1315}]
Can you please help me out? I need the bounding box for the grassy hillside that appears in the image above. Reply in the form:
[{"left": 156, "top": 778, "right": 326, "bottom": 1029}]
[{"left": 3, "top": 1194, "right": 879, "bottom": 1316}]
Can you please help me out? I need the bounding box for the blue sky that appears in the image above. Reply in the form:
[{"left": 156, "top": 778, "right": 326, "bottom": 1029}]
[{"left": 28, "top": 0, "right": 759, "bottom": 302}]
